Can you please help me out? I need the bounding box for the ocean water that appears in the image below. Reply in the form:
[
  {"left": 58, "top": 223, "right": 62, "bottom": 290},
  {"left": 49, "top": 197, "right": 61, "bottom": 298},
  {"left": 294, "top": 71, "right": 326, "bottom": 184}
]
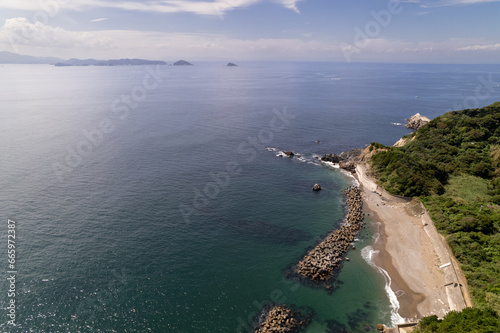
[{"left": 1, "top": 62, "right": 500, "bottom": 333}]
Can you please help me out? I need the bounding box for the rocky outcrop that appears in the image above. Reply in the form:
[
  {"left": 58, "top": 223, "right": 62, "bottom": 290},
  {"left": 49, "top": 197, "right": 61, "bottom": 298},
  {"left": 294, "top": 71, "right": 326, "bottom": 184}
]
[
  {"left": 339, "top": 161, "right": 356, "bottom": 173},
  {"left": 405, "top": 113, "right": 430, "bottom": 130},
  {"left": 255, "top": 305, "right": 306, "bottom": 333},
  {"left": 226, "top": 62, "right": 238, "bottom": 67},
  {"left": 296, "top": 187, "right": 364, "bottom": 283},
  {"left": 321, "top": 154, "right": 341, "bottom": 163},
  {"left": 321, "top": 149, "right": 363, "bottom": 164},
  {"left": 283, "top": 151, "right": 295, "bottom": 157},
  {"left": 312, "top": 184, "right": 322, "bottom": 191},
  {"left": 321, "top": 149, "right": 363, "bottom": 174},
  {"left": 393, "top": 137, "right": 408, "bottom": 147},
  {"left": 339, "top": 149, "right": 363, "bottom": 161}
]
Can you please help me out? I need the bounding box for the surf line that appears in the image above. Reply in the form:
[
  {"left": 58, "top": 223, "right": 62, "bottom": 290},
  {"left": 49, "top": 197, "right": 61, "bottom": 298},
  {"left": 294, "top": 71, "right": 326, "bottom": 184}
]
[{"left": 361, "top": 243, "right": 406, "bottom": 326}]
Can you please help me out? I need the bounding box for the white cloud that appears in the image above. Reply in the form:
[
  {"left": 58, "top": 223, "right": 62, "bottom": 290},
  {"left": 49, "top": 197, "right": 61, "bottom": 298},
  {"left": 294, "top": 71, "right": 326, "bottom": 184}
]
[
  {"left": 0, "top": 17, "right": 112, "bottom": 49},
  {"left": 456, "top": 43, "right": 500, "bottom": 51},
  {"left": 1, "top": 19, "right": 498, "bottom": 63},
  {"left": 90, "top": 18, "right": 109, "bottom": 22},
  {"left": 0, "top": 0, "right": 304, "bottom": 16},
  {"left": 420, "top": 0, "right": 500, "bottom": 8}
]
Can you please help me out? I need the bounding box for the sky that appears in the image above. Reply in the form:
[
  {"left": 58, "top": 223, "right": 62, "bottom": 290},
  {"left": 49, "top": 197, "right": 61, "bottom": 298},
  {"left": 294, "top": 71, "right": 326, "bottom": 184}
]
[{"left": 0, "top": 0, "right": 499, "bottom": 63}]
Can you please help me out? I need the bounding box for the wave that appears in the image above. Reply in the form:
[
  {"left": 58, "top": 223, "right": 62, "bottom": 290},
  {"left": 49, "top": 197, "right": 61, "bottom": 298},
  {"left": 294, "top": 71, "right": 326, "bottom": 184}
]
[
  {"left": 361, "top": 245, "right": 406, "bottom": 327},
  {"left": 268, "top": 148, "right": 360, "bottom": 186},
  {"left": 321, "top": 161, "right": 340, "bottom": 169},
  {"left": 391, "top": 122, "right": 403, "bottom": 126},
  {"left": 269, "top": 148, "right": 322, "bottom": 166}
]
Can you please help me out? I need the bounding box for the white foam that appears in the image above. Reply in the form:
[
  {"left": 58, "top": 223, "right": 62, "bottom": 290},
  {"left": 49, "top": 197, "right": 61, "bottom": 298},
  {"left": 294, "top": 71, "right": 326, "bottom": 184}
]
[
  {"left": 361, "top": 245, "right": 407, "bottom": 327},
  {"left": 338, "top": 168, "right": 360, "bottom": 186},
  {"left": 321, "top": 161, "right": 340, "bottom": 169},
  {"left": 391, "top": 122, "right": 403, "bottom": 126},
  {"left": 307, "top": 161, "right": 322, "bottom": 166}
]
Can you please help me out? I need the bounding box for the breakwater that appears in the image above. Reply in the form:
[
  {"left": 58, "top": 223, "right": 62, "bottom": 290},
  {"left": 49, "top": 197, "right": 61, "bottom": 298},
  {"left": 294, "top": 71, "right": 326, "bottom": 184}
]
[
  {"left": 255, "top": 305, "right": 306, "bottom": 333},
  {"left": 296, "top": 186, "right": 364, "bottom": 282}
]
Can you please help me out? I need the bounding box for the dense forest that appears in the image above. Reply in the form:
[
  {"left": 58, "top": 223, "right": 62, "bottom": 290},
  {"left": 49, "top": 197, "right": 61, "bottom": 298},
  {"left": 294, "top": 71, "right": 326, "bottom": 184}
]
[{"left": 369, "top": 102, "right": 500, "bottom": 330}]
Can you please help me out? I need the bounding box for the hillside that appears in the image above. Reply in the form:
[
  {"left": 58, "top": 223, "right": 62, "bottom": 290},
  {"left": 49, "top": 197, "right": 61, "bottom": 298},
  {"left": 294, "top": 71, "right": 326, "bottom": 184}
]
[
  {"left": 368, "top": 102, "right": 500, "bottom": 330},
  {"left": 0, "top": 51, "right": 64, "bottom": 64},
  {"left": 54, "top": 58, "right": 167, "bottom": 66}
]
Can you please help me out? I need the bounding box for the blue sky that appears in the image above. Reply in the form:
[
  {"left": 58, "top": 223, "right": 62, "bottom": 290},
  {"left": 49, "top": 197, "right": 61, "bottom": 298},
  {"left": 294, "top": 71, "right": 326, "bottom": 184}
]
[{"left": 0, "top": 0, "right": 499, "bottom": 63}]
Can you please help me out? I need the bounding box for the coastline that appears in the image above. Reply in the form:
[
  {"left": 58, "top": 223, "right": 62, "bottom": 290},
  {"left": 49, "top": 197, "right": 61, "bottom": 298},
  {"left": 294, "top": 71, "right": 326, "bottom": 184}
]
[{"left": 354, "top": 162, "right": 469, "bottom": 322}]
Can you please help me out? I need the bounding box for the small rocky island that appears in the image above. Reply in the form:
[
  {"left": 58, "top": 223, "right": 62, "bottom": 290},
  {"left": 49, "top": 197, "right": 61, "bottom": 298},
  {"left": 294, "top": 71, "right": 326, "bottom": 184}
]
[
  {"left": 226, "top": 62, "right": 238, "bottom": 67},
  {"left": 312, "top": 184, "right": 322, "bottom": 191},
  {"left": 173, "top": 60, "right": 193, "bottom": 66},
  {"left": 405, "top": 113, "right": 430, "bottom": 130},
  {"left": 255, "top": 305, "right": 307, "bottom": 333}
]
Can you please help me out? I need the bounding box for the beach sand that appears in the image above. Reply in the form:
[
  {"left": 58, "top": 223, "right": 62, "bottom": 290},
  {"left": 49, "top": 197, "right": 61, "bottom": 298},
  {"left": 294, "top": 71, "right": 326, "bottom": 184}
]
[{"left": 354, "top": 163, "right": 470, "bottom": 322}]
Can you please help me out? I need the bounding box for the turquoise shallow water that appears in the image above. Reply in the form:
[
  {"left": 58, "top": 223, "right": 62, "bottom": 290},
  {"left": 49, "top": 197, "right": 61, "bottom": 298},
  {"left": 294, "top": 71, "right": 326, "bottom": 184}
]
[{"left": 1, "top": 62, "right": 499, "bottom": 332}]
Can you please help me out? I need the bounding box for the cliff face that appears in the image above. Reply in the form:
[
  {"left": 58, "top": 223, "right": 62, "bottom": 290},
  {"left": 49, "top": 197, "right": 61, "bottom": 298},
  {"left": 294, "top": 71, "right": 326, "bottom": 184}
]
[{"left": 405, "top": 113, "right": 430, "bottom": 130}]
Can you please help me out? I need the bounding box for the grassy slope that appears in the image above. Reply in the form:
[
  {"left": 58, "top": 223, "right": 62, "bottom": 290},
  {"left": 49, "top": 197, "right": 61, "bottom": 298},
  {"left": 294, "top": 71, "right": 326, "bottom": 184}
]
[{"left": 368, "top": 103, "right": 500, "bottom": 331}]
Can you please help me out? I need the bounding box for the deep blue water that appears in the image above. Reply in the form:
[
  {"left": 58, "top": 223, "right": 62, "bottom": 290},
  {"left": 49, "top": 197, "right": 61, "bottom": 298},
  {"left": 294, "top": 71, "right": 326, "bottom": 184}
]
[{"left": 1, "top": 62, "right": 499, "bottom": 332}]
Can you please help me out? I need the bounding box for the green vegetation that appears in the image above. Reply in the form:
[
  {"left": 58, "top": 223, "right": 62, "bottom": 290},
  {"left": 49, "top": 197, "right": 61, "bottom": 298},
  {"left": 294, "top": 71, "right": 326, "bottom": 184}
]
[
  {"left": 369, "top": 103, "right": 500, "bottom": 327},
  {"left": 413, "top": 308, "right": 500, "bottom": 333}
]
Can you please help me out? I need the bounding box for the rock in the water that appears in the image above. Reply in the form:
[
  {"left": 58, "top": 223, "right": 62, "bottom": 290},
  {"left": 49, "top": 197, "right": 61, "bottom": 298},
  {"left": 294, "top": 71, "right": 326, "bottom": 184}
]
[
  {"left": 173, "top": 60, "right": 193, "bottom": 66},
  {"left": 312, "top": 184, "right": 322, "bottom": 191},
  {"left": 226, "top": 62, "right": 238, "bottom": 67},
  {"left": 405, "top": 113, "right": 430, "bottom": 130},
  {"left": 321, "top": 149, "right": 362, "bottom": 164},
  {"left": 283, "top": 151, "right": 294, "bottom": 157},
  {"left": 321, "top": 154, "right": 341, "bottom": 163},
  {"left": 255, "top": 305, "right": 307, "bottom": 333}
]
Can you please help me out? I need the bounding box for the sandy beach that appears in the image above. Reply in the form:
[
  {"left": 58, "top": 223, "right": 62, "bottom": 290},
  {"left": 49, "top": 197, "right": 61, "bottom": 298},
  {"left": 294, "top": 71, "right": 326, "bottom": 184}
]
[{"left": 354, "top": 163, "right": 471, "bottom": 322}]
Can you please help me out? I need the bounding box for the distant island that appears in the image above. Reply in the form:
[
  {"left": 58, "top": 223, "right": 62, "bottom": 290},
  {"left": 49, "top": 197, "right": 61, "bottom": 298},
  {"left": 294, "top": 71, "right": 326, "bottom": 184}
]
[
  {"left": 173, "top": 60, "right": 193, "bottom": 66},
  {"left": 54, "top": 58, "right": 167, "bottom": 67},
  {"left": 0, "top": 51, "right": 64, "bottom": 65},
  {"left": 226, "top": 62, "right": 238, "bottom": 67}
]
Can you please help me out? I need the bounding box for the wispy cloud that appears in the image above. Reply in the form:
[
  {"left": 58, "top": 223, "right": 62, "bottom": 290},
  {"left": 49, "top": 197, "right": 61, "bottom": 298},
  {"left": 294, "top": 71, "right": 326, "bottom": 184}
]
[
  {"left": 0, "top": 0, "right": 304, "bottom": 16},
  {"left": 90, "top": 18, "right": 109, "bottom": 22},
  {"left": 456, "top": 43, "right": 500, "bottom": 51},
  {"left": 420, "top": 0, "right": 500, "bottom": 8},
  {"left": 0, "top": 17, "right": 112, "bottom": 49}
]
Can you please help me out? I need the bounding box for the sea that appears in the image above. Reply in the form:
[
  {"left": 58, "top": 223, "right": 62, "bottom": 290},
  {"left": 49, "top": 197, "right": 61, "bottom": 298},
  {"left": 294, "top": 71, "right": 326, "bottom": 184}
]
[{"left": 1, "top": 62, "right": 499, "bottom": 333}]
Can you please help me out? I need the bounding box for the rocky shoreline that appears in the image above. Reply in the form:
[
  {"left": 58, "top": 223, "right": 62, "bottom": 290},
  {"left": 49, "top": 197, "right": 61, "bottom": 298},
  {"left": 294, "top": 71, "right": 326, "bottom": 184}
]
[
  {"left": 255, "top": 305, "right": 307, "bottom": 333},
  {"left": 296, "top": 186, "right": 364, "bottom": 283}
]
